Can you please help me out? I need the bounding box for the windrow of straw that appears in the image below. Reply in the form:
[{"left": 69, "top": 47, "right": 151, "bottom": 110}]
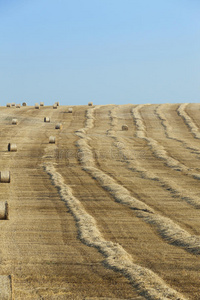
[
  {"left": 44, "top": 163, "right": 186, "bottom": 300},
  {"left": 75, "top": 106, "right": 200, "bottom": 255},
  {"left": 132, "top": 105, "right": 200, "bottom": 180},
  {"left": 177, "top": 103, "right": 200, "bottom": 139},
  {"left": 108, "top": 106, "right": 200, "bottom": 208},
  {"left": 156, "top": 104, "right": 200, "bottom": 156}
]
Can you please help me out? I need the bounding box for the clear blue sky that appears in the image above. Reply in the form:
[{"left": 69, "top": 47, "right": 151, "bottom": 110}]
[{"left": 0, "top": 0, "right": 199, "bottom": 106}]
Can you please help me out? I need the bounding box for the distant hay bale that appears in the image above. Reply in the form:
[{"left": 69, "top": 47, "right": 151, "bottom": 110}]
[
  {"left": 55, "top": 123, "right": 62, "bottom": 129},
  {"left": 22, "top": 102, "right": 27, "bottom": 106},
  {"left": 35, "top": 103, "right": 40, "bottom": 109},
  {"left": 55, "top": 102, "right": 60, "bottom": 106},
  {"left": 12, "top": 119, "right": 18, "bottom": 125},
  {"left": 68, "top": 108, "right": 73, "bottom": 113},
  {"left": 40, "top": 102, "right": 44, "bottom": 106},
  {"left": 11, "top": 103, "right": 15, "bottom": 107},
  {"left": 44, "top": 117, "right": 50, "bottom": 122},
  {"left": 0, "top": 201, "right": 9, "bottom": 220},
  {"left": 8, "top": 143, "right": 17, "bottom": 152},
  {"left": 0, "top": 171, "right": 10, "bottom": 183},
  {"left": 122, "top": 125, "right": 128, "bottom": 131},
  {"left": 49, "top": 136, "right": 56, "bottom": 143},
  {"left": 16, "top": 104, "right": 21, "bottom": 108},
  {"left": 88, "top": 102, "right": 93, "bottom": 106},
  {"left": 53, "top": 104, "right": 57, "bottom": 109},
  {"left": 6, "top": 103, "right": 11, "bottom": 107}
]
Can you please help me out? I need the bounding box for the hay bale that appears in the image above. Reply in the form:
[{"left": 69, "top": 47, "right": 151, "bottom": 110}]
[
  {"left": 68, "top": 108, "right": 73, "bottom": 113},
  {"left": 6, "top": 103, "right": 11, "bottom": 107},
  {"left": 0, "top": 275, "right": 12, "bottom": 299},
  {"left": 55, "top": 102, "right": 60, "bottom": 106},
  {"left": 0, "top": 201, "right": 9, "bottom": 220},
  {"left": 49, "top": 136, "right": 56, "bottom": 143},
  {"left": 35, "top": 103, "right": 40, "bottom": 109},
  {"left": 11, "top": 103, "right": 15, "bottom": 107},
  {"left": 22, "top": 102, "right": 27, "bottom": 106},
  {"left": 40, "top": 102, "right": 44, "bottom": 106},
  {"left": 16, "top": 104, "right": 21, "bottom": 108},
  {"left": 122, "top": 125, "right": 128, "bottom": 131},
  {"left": 12, "top": 119, "right": 18, "bottom": 125},
  {"left": 8, "top": 143, "right": 17, "bottom": 152},
  {"left": 0, "top": 171, "right": 10, "bottom": 183},
  {"left": 55, "top": 123, "right": 63, "bottom": 129},
  {"left": 53, "top": 104, "right": 58, "bottom": 109},
  {"left": 88, "top": 102, "right": 93, "bottom": 106},
  {"left": 44, "top": 117, "right": 50, "bottom": 122}
]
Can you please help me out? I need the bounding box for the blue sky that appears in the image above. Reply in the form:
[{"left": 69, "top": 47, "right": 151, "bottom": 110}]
[{"left": 0, "top": 0, "right": 199, "bottom": 105}]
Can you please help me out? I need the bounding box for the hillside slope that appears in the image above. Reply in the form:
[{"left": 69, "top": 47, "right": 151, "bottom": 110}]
[{"left": 0, "top": 103, "right": 200, "bottom": 299}]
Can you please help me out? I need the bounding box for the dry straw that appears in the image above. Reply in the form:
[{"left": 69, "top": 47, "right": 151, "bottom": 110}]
[
  {"left": 49, "top": 136, "right": 56, "bottom": 143},
  {"left": 8, "top": 143, "right": 17, "bottom": 152},
  {"left": 0, "top": 275, "right": 12, "bottom": 299},
  {"left": 44, "top": 117, "right": 50, "bottom": 122},
  {"left": 35, "top": 103, "right": 40, "bottom": 109},
  {"left": 55, "top": 123, "right": 62, "bottom": 129},
  {"left": 40, "top": 102, "right": 44, "bottom": 106},
  {"left": 68, "top": 108, "right": 73, "bottom": 113},
  {"left": 43, "top": 162, "right": 186, "bottom": 300},
  {"left": 16, "top": 104, "right": 21, "bottom": 108},
  {"left": 12, "top": 119, "right": 18, "bottom": 125},
  {"left": 6, "top": 103, "right": 11, "bottom": 107},
  {"left": 53, "top": 104, "right": 57, "bottom": 109},
  {"left": 11, "top": 103, "right": 15, "bottom": 107},
  {"left": 0, "top": 171, "right": 10, "bottom": 183},
  {"left": 0, "top": 201, "right": 9, "bottom": 220}
]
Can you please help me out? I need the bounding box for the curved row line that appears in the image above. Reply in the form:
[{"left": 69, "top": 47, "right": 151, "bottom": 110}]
[
  {"left": 155, "top": 104, "right": 200, "bottom": 156},
  {"left": 75, "top": 106, "right": 200, "bottom": 255},
  {"left": 177, "top": 104, "right": 200, "bottom": 139},
  {"left": 43, "top": 162, "right": 186, "bottom": 300},
  {"left": 108, "top": 106, "right": 200, "bottom": 209},
  {"left": 132, "top": 105, "right": 200, "bottom": 180}
]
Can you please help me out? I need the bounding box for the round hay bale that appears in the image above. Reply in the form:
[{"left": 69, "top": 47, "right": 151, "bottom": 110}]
[
  {"left": 40, "top": 102, "right": 44, "bottom": 106},
  {"left": 44, "top": 117, "right": 50, "bottom": 122},
  {"left": 35, "top": 103, "right": 40, "bottom": 109},
  {"left": 16, "top": 104, "right": 21, "bottom": 108},
  {"left": 8, "top": 143, "right": 17, "bottom": 152},
  {"left": 122, "top": 125, "right": 128, "bottom": 131},
  {"left": 22, "top": 102, "right": 27, "bottom": 106},
  {"left": 53, "top": 104, "right": 57, "bottom": 109},
  {"left": 88, "top": 102, "right": 93, "bottom": 106},
  {"left": 68, "top": 108, "right": 73, "bottom": 113},
  {"left": 11, "top": 103, "right": 15, "bottom": 107},
  {"left": 0, "top": 201, "right": 8, "bottom": 220},
  {"left": 55, "top": 102, "right": 60, "bottom": 106},
  {"left": 12, "top": 119, "right": 18, "bottom": 125},
  {"left": 0, "top": 171, "right": 10, "bottom": 183},
  {"left": 49, "top": 136, "right": 56, "bottom": 143},
  {"left": 55, "top": 123, "right": 62, "bottom": 129},
  {"left": 6, "top": 103, "right": 11, "bottom": 107}
]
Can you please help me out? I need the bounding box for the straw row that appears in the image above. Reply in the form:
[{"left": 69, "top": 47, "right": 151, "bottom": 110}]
[
  {"left": 177, "top": 103, "right": 200, "bottom": 139},
  {"left": 43, "top": 162, "right": 186, "bottom": 300},
  {"left": 132, "top": 105, "right": 200, "bottom": 180},
  {"left": 108, "top": 106, "right": 200, "bottom": 208},
  {"left": 75, "top": 106, "right": 200, "bottom": 255}
]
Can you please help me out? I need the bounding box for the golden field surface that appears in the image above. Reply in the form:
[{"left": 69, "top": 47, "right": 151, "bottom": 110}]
[{"left": 0, "top": 103, "right": 200, "bottom": 299}]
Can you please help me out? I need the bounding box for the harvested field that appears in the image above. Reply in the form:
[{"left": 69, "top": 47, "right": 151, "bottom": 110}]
[{"left": 0, "top": 104, "right": 200, "bottom": 299}]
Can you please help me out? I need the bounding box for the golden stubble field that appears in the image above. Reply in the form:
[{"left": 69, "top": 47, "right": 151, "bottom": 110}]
[{"left": 0, "top": 103, "right": 200, "bottom": 299}]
